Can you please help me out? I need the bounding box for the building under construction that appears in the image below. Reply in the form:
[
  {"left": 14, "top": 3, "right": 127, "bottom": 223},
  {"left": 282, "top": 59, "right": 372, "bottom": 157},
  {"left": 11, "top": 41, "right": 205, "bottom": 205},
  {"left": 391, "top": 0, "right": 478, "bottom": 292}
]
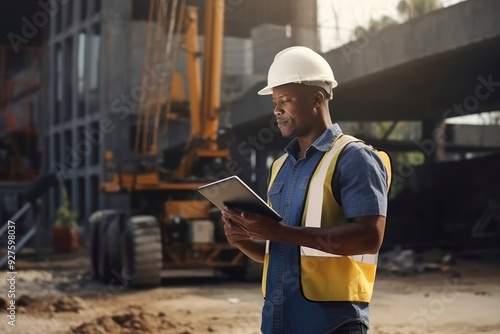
[
  {"left": 0, "top": 0, "right": 317, "bottom": 222},
  {"left": 1, "top": 0, "right": 500, "bottom": 261}
]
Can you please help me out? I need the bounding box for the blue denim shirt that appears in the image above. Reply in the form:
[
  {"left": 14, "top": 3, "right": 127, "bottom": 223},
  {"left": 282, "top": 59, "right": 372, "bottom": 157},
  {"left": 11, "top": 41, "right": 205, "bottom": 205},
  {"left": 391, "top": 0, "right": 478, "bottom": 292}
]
[{"left": 261, "top": 124, "right": 388, "bottom": 334}]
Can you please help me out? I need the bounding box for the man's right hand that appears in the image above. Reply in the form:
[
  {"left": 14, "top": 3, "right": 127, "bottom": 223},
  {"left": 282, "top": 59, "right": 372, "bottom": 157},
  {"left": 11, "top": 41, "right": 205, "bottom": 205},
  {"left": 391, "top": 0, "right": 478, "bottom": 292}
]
[
  {"left": 221, "top": 207, "right": 266, "bottom": 263},
  {"left": 222, "top": 210, "right": 251, "bottom": 247}
]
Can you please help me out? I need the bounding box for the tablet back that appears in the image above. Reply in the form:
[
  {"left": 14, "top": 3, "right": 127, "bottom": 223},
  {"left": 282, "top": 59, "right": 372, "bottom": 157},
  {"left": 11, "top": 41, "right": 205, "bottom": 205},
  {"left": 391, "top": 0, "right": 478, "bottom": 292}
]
[{"left": 197, "top": 176, "right": 281, "bottom": 221}]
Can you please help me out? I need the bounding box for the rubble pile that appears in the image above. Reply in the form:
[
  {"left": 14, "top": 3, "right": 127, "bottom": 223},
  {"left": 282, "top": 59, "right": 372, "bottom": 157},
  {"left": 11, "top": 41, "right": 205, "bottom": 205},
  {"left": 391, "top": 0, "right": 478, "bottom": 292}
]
[
  {"left": 378, "top": 247, "right": 458, "bottom": 276},
  {"left": 52, "top": 296, "right": 86, "bottom": 313},
  {"left": 70, "top": 305, "right": 176, "bottom": 334}
]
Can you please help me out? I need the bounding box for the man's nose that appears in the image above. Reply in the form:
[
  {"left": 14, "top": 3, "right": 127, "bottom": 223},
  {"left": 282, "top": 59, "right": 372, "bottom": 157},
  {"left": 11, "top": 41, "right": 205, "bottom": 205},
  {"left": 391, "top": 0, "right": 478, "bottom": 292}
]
[{"left": 273, "top": 104, "right": 283, "bottom": 116}]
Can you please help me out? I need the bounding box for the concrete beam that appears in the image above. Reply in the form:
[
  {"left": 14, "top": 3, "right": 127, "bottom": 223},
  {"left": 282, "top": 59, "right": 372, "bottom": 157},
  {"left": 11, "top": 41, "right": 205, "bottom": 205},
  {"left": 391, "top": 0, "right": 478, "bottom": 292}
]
[{"left": 323, "top": 0, "right": 500, "bottom": 84}]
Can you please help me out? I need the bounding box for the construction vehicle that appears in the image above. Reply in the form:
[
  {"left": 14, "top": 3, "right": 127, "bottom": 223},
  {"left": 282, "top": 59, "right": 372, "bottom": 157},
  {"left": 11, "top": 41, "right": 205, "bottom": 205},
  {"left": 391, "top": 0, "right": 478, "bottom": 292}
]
[{"left": 88, "top": 0, "right": 256, "bottom": 287}]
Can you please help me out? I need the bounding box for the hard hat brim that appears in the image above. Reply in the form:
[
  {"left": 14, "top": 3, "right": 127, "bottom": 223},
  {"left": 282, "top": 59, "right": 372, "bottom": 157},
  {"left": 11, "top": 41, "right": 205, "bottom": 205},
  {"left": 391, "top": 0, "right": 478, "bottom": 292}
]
[
  {"left": 257, "top": 81, "right": 338, "bottom": 97},
  {"left": 257, "top": 86, "right": 273, "bottom": 96}
]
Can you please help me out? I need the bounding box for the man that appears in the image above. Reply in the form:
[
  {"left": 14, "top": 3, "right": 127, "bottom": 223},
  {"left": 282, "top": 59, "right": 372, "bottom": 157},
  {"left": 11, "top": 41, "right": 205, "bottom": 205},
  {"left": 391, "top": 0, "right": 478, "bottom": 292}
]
[{"left": 222, "top": 46, "right": 391, "bottom": 334}]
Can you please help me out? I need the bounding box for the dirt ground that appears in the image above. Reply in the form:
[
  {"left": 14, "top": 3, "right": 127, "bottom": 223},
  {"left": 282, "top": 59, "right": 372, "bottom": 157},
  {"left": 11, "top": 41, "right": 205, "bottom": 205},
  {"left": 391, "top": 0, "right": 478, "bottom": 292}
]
[{"left": 1, "top": 249, "right": 500, "bottom": 334}]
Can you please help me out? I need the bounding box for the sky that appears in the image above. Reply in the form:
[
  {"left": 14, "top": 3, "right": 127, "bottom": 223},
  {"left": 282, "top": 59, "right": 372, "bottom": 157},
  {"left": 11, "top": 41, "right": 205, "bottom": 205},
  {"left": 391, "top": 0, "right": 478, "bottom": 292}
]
[{"left": 317, "top": 0, "right": 466, "bottom": 52}]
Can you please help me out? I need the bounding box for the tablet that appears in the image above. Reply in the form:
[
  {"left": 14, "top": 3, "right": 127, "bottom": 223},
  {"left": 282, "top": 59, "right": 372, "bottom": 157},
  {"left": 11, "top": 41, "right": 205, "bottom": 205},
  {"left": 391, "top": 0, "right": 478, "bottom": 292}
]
[{"left": 197, "top": 175, "right": 282, "bottom": 221}]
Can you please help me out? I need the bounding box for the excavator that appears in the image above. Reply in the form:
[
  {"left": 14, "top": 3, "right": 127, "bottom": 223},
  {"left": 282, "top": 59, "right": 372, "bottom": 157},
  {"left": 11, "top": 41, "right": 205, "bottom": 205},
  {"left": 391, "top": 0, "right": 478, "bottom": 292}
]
[{"left": 88, "top": 0, "right": 255, "bottom": 286}]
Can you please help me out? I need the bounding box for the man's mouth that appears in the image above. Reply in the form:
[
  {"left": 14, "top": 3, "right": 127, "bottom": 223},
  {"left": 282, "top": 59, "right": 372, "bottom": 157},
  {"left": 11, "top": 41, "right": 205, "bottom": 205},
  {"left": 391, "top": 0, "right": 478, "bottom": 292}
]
[{"left": 276, "top": 119, "right": 288, "bottom": 126}]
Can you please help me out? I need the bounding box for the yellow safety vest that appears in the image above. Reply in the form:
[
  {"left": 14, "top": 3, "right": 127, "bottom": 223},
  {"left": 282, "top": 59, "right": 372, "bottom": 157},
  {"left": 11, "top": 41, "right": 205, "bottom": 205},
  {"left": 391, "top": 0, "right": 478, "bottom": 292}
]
[{"left": 262, "top": 134, "right": 392, "bottom": 302}]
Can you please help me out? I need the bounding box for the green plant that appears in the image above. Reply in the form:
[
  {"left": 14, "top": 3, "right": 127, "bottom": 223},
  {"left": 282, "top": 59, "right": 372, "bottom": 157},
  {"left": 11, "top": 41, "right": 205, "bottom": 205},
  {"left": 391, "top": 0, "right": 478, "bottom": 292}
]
[
  {"left": 397, "top": 0, "right": 441, "bottom": 21},
  {"left": 54, "top": 186, "right": 78, "bottom": 228}
]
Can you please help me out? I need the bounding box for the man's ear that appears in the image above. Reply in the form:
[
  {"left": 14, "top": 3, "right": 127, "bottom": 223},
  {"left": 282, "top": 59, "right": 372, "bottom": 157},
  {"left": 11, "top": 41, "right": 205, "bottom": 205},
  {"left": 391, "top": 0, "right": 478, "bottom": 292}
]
[{"left": 313, "top": 90, "right": 326, "bottom": 106}]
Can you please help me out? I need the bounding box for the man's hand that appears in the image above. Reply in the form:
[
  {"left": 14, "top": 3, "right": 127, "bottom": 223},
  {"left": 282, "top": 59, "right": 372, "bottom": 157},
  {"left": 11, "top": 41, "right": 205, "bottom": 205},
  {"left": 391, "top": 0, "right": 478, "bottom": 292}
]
[
  {"left": 221, "top": 209, "right": 251, "bottom": 247},
  {"left": 220, "top": 206, "right": 272, "bottom": 263},
  {"left": 221, "top": 206, "right": 284, "bottom": 242}
]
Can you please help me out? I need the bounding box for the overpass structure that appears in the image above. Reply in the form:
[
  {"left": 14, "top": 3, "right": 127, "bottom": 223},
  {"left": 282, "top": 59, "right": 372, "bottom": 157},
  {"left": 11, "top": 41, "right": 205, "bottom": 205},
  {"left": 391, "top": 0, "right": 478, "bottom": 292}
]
[{"left": 230, "top": 0, "right": 500, "bottom": 129}]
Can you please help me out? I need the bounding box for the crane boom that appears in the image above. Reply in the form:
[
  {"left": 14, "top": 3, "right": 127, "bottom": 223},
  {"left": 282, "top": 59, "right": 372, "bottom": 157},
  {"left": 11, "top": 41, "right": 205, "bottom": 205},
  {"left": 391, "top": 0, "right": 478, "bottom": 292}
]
[{"left": 172, "top": 0, "right": 228, "bottom": 179}]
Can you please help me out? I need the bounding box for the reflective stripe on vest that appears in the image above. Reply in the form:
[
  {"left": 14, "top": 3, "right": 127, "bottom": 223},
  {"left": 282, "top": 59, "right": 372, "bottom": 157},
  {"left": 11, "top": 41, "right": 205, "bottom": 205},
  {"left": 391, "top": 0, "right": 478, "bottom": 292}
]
[{"left": 262, "top": 134, "right": 392, "bottom": 302}]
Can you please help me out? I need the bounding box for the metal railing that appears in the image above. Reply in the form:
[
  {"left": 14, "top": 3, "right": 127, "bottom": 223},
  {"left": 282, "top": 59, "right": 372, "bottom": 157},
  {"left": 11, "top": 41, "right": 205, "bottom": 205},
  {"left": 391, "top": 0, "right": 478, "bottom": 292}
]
[{"left": 0, "top": 174, "right": 58, "bottom": 267}]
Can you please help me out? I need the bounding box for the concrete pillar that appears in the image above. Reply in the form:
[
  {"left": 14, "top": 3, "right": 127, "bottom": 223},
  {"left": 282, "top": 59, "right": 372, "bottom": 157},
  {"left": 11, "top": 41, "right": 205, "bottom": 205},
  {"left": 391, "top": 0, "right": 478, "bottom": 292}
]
[
  {"left": 102, "top": 0, "right": 131, "bottom": 152},
  {"left": 101, "top": 0, "right": 132, "bottom": 210},
  {"left": 35, "top": 192, "right": 52, "bottom": 258},
  {"left": 422, "top": 119, "right": 435, "bottom": 162},
  {"left": 290, "top": 0, "right": 319, "bottom": 51}
]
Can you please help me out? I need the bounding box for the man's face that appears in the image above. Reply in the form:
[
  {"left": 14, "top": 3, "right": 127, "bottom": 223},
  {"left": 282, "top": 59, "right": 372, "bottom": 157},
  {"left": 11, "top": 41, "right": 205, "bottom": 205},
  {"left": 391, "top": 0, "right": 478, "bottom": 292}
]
[{"left": 272, "top": 84, "right": 317, "bottom": 139}]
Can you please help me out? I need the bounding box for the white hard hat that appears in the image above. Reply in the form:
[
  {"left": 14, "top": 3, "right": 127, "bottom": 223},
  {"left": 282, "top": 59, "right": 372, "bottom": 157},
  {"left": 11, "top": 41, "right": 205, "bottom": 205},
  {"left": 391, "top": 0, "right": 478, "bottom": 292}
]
[{"left": 258, "top": 46, "right": 338, "bottom": 99}]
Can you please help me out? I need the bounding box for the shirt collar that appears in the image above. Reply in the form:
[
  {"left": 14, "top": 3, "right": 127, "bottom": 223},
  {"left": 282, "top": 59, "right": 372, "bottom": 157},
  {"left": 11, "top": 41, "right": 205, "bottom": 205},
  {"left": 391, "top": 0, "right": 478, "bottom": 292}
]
[{"left": 284, "top": 124, "right": 343, "bottom": 156}]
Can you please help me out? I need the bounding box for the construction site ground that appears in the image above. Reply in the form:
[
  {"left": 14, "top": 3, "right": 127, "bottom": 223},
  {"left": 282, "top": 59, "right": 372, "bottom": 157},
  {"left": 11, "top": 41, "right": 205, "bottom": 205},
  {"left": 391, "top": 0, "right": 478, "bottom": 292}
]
[{"left": 1, "top": 249, "right": 500, "bottom": 334}]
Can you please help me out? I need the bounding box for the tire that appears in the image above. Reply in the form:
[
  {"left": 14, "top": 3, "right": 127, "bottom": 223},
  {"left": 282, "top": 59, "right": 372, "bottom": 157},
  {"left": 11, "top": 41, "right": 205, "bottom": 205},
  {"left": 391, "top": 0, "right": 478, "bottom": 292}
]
[
  {"left": 88, "top": 210, "right": 118, "bottom": 280},
  {"left": 100, "top": 213, "right": 126, "bottom": 284},
  {"left": 121, "top": 216, "right": 162, "bottom": 288}
]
